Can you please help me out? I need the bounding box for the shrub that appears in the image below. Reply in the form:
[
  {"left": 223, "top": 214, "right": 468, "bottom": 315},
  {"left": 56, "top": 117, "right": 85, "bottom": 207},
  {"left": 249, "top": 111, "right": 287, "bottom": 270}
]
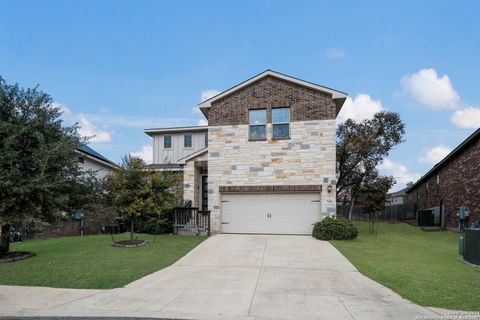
[
  {"left": 136, "top": 218, "right": 171, "bottom": 234},
  {"left": 312, "top": 216, "right": 358, "bottom": 240}
]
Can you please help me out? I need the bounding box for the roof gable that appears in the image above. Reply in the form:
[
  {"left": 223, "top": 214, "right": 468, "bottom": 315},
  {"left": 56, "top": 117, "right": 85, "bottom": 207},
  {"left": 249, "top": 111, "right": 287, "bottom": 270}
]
[{"left": 198, "top": 70, "right": 347, "bottom": 110}]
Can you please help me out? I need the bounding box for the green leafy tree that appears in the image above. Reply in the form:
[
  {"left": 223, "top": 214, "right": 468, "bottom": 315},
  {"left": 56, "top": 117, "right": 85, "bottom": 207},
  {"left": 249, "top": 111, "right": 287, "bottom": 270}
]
[
  {"left": 104, "top": 155, "right": 179, "bottom": 241},
  {"left": 0, "top": 76, "right": 97, "bottom": 255},
  {"left": 336, "top": 111, "right": 405, "bottom": 219}
]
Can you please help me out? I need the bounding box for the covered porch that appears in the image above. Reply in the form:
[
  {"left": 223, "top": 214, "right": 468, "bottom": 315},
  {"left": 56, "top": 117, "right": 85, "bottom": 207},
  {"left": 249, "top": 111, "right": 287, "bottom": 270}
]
[{"left": 181, "top": 149, "right": 208, "bottom": 211}]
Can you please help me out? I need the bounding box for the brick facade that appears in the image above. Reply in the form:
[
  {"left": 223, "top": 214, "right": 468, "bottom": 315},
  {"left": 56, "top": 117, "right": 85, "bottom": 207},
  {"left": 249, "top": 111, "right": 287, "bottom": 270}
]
[
  {"left": 206, "top": 76, "right": 337, "bottom": 126},
  {"left": 407, "top": 133, "right": 480, "bottom": 228}
]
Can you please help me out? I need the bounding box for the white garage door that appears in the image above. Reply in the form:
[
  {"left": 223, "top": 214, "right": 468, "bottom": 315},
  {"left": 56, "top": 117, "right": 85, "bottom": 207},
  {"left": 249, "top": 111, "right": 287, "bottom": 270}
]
[{"left": 221, "top": 193, "right": 321, "bottom": 235}]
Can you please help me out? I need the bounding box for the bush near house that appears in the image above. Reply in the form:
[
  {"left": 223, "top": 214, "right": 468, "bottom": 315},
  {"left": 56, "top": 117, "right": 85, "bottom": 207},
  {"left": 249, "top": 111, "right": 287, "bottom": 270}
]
[{"left": 312, "top": 217, "right": 358, "bottom": 240}]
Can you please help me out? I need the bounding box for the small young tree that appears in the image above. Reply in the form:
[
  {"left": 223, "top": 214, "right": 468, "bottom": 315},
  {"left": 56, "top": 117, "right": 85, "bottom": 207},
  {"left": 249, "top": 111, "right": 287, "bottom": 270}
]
[
  {"left": 0, "top": 77, "right": 96, "bottom": 256},
  {"left": 361, "top": 174, "right": 395, "bottom": 236},
  {"left": 104, "top": 155, "right": 178, "bottom": 241}
]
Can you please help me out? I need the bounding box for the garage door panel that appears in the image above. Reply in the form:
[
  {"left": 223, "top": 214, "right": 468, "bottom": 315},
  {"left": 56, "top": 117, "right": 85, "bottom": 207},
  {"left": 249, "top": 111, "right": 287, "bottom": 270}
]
[{"left": 221, "top": 193, "right": 321, "bottom": 235}]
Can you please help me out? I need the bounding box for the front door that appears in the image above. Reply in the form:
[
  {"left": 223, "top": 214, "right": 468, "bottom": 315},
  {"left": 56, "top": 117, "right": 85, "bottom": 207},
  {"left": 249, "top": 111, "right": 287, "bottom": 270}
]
[{"left": 201, "top": 175, "right": 208, "bottom": 211}]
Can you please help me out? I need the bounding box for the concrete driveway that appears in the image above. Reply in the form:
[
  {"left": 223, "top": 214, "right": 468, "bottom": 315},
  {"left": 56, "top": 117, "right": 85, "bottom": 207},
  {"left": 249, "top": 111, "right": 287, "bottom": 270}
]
[{"left": 0, "top": 234, "right": 452, "bottom": 320}]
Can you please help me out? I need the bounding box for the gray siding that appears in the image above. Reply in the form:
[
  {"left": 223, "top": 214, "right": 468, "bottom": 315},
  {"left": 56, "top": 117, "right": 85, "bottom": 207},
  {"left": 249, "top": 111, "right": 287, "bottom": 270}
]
[{"left": 153, "top": 130, "right": 208, "bottom": 164}]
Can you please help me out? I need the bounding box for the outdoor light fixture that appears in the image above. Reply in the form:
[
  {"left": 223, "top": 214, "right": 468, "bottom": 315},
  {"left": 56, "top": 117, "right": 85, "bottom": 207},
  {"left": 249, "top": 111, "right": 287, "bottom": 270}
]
[{"left": 327, "top": 184, "right": 333, "bottom": 193}]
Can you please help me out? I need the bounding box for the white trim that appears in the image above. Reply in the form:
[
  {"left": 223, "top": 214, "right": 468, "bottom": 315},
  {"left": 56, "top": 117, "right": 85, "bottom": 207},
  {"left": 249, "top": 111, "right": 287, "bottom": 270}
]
[
  {"left": 145, "top": 126, "right": 208, "bottom": 136},
  {"left": 199, "top": 70, "right": 348, "bottom": 108},
  {"left": 177, "top": 148, "right": 208, "bottom": 165}
]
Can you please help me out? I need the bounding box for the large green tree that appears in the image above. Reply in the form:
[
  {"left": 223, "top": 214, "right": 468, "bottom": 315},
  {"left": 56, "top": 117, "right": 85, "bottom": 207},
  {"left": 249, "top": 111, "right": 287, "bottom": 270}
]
[
  {"left": 336, "top": 111, "right": 405, "bottom": 219},
  {"left": 104, "top": 155, "right": 179, "bottom": 241},
  {"left": 0, "top": 77, "right": 94, "bottom": 255}
]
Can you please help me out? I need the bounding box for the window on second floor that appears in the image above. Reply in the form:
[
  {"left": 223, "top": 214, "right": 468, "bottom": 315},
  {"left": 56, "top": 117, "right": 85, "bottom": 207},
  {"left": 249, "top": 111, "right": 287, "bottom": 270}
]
[
  {"left": 78, "top": 156, "right": 84, "bottom": 164},
  {"left": 249, "top": 109, "right": 266, "bottom": 140},
  {"left": 204, "top": 133, "right": 208, "bottom": 147},
  {"left": 272, "top": 107, "right": 290, "bottom": 139},
  {"left": 164, "top": 135, "right": 172, "bottom": 149},
  {"left": 184, "top": 134, "right": 192, "bottom": 148}
]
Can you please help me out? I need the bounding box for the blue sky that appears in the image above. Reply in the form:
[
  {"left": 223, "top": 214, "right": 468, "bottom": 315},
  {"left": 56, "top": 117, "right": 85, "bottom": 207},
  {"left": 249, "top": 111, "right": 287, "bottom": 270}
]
[{"left": 1, "top": 0, "right": 479, "bottom": 191}]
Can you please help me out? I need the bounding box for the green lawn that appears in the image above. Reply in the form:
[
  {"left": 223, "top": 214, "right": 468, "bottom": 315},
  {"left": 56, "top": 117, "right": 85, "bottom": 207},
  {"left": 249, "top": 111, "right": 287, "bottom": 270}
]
[
  {"left": 0, "top": 233, "right": 206, "bottom": 289},
  {"left": 331, "top": 222, "right": 480, "bottom": 311}
]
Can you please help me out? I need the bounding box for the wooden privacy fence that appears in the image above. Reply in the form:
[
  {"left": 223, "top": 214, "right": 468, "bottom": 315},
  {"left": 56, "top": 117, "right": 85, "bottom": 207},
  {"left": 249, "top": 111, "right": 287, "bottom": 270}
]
[{"left": 336, "top": 202, "right": 417, "bottom": 222}]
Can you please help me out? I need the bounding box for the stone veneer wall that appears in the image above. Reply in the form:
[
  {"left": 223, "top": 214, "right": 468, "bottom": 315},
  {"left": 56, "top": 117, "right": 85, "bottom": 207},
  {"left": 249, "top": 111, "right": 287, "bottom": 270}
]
[
  {"left": 407, "top": 135, "right": 480, "bottom": 228},
  {"left": 208, "top": 120, "right": 337, "bottom": 233},
  {"left": 183, "top": 152, "right": 208, "bottom": 207}
]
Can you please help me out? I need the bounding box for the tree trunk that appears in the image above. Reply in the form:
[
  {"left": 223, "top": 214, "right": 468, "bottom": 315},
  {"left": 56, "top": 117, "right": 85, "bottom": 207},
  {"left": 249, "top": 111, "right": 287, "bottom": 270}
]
[
  {"left": 130, "top": 217, "right": 134, "bottom": 240},
  {"left": 0, "top": 224, "right": 11, "bottom": 256},
  {"left": 348, "top": 195, "right": 356, "bottom": 220}
]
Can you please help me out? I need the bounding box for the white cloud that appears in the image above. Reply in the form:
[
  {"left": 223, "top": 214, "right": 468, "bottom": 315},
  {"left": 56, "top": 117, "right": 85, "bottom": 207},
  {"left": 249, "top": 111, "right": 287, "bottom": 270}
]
[
  {"left": 418, "top": 145, "right": 452, "bottom": 164},
  {"left": 198, "top": 119, "right": 208, "bottom": 126},
  {"left": 200, "top": 89, "right": 220, "bottom": 102},
  {"left": 77, "top": 115, "right": 112, "bottom": 143},
  {"left": 378, "top": 159, "right": 421, "bottom": 191},
  {"left": 130, "top": 144, "right": 153, "bottom": 164},
  {"left": 451, "top": 106, "right": 480, "bottom": 129},
  {"left": 400, "top": 68, "right": 460, "bottom": 109},
  {"left": 50, "top": 102, "right": 71, "bottom": 115},
  {"left": 325, "top": 48, "right": 345, "bottom": 59},
  {"left": 192, "top": 106, "right": 202, "bottom": 114},
  {"left": 337, "top": 94, "right": 384, "bottom": 123},
  {"left": 84, "top": 113, "right": 195, "bottom": 129}
]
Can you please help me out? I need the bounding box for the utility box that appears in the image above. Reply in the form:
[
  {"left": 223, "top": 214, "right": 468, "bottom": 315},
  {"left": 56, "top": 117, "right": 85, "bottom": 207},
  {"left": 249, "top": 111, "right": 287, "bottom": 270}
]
[
  {"left": 417, "top": 210, "right": 434, "bottom": 227},
  {"left": 463, "top": 228, "right": 480, "bottom": 266}
]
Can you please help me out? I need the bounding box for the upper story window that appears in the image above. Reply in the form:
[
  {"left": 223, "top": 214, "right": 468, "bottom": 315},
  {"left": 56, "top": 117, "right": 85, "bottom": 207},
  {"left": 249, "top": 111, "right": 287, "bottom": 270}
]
[
  {"left": 204, "top": 133, "right": 208, "bottom": 147},
  {"left": 78, "top": 157, "right": 84, "bottom": 164},
  {"left": 249, "top": 109, "right": 266, "bottom": 140},
  {"left": 184, "top": 134, "right": 192, "bottom": 148},
  {"left": 164, "top": 135, "right": 172, "bottom": 149},
  {"left": 272, "top": 107, "right": 290, "bottom": 139}
]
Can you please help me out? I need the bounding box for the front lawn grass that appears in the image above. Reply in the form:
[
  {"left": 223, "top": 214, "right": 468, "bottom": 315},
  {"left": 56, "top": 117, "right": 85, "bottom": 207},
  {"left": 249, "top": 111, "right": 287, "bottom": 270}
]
[
  {"left": 0, "top": 233, "right": 206, "bottom": 289},
  {"left": 331, "top": 222, "right": 480, "bottom": 311}
]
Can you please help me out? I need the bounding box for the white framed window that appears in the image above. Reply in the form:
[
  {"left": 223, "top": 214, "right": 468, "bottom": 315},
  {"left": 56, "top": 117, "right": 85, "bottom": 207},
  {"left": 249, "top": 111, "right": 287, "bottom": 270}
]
[
  {"left": 164, "top": 135, "right": 172, "bottom": 149},
  {"left": 204, "top": 133, "right": 208, "bottom": 147},
  {"left": 249, "top": 109, "right": 266, "bottom": 140},
  {"left": 272, "top": 107, "right": 290, "bottom": 139},
  {"left": 184, "top": 134, "right": 192, "bottom": 148}
]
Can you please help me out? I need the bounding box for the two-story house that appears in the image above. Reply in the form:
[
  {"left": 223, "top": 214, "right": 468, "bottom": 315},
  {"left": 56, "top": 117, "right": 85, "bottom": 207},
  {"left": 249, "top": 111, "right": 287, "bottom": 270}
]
[
  {"left": 406, "top": 128, "right": 480, "bottom": 229},
  {"left": 77, "top": 144, "right": 117, "bottom": 179},
  {"left": 145, "top": 70, "right": 347, "bottom": 234}
]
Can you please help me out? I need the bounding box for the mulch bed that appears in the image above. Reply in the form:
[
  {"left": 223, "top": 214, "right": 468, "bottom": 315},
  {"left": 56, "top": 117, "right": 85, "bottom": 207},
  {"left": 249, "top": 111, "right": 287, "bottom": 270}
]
[
  {"left": 421, "top": 226, "right": 446, "bottom": 232},
  {"left": 111, "top": 240, "right": 149, "bottom": 248},
  {"left": 0, "top": 251, "right": 36, "bottom": 263}
]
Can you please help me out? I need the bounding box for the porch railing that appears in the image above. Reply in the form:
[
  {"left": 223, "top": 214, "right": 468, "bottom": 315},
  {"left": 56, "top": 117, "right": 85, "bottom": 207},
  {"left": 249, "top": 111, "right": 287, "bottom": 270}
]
[{"left": 173, "top": 207, "right": 210, "bottom": 236}]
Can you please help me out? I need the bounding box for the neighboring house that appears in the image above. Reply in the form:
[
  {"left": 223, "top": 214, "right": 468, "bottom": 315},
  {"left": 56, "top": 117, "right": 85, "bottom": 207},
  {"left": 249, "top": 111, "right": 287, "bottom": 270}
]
[
  {"left": 145, "top": 70, "right": 347, "bottom": 234},
  {"left": 386, "top": 188, "right": 407, "bottom": 206},
  {"left": 77, "top": 145, "right": 117, "bottom": 179},
  {"left": 406, "top": 128, "right": 480, "bottom": 228}
]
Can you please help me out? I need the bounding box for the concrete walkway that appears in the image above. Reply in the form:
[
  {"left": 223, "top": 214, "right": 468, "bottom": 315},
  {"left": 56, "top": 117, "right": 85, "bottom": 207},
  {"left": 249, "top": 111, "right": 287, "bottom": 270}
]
[{"left": 0, "top": 235, "right": 454, "bottom": 319}]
